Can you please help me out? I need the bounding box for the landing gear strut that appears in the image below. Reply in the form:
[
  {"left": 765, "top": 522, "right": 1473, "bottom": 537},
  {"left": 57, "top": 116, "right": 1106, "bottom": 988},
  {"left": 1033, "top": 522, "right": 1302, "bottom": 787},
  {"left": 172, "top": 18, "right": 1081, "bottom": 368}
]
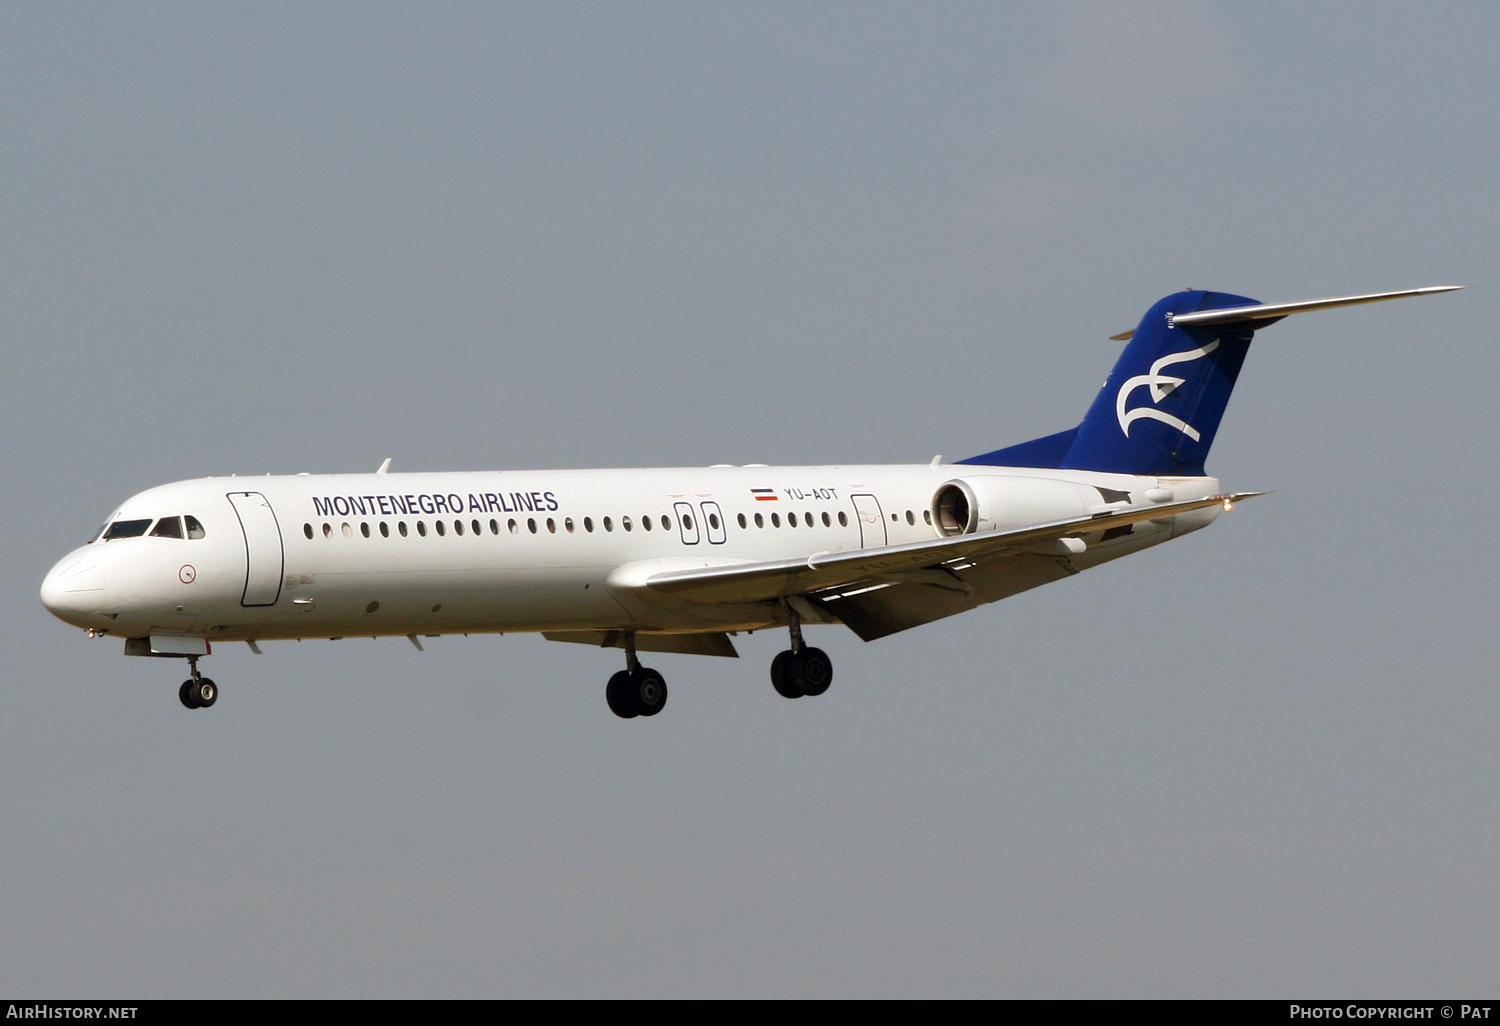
[
  {"left": 179, "top": 654, "right": 218, "bottom": 710},
  {"left": 605, "top": 632, "right": 667, "bottom": 719},
  {"left": 770, "top": 603, "right": 832, "bottom": 699}
]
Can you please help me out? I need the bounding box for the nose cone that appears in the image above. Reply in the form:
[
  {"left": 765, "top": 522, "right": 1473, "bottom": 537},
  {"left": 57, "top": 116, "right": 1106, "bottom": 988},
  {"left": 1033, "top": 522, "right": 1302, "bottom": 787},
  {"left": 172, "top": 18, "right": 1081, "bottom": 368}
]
[{"left": 41, "top": 551, "right": 108, "bottom": 627}]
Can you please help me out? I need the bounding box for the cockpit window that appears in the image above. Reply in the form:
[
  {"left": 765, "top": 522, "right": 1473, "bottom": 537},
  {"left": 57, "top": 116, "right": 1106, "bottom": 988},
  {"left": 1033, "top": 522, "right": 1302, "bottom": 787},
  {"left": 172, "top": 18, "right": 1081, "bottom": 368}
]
[
  {"left": 185, "top": 515, "right": 205, "bottom": 539},
  {"left": 103, "top": 519, "right": 153, "bottom": 540},
  {"left": 151, "top": 517, "right": 184, "bottom": 539}
]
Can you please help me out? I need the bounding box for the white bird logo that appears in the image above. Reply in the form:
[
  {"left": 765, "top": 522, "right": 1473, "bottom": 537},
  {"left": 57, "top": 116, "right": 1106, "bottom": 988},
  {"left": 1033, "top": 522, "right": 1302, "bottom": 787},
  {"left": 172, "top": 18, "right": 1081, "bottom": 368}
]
[{"left": 1114, "top": 340, "right": 1219, "bottom": 441}]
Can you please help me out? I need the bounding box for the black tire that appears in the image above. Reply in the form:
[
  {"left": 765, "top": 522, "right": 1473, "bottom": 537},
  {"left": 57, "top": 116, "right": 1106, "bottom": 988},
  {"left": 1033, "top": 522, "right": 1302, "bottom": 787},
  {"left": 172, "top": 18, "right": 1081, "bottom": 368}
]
[
  {"left": 770, "top": 650, "right": 802, "bottom": 699},
  {"left": 606, "top": 670, "right": 638, "bottom": 719},
  {"left": 179, "top": 679, "right": 200, "bottom": 710},
  {"left": 195, "top": 678, "right": 218, "bottom": 708},
  {"left": 632, "top": 668, "right": 668, "bottom": 717},
  {"left": 794, "top": 648, "right": 833, "bottom": 697}
]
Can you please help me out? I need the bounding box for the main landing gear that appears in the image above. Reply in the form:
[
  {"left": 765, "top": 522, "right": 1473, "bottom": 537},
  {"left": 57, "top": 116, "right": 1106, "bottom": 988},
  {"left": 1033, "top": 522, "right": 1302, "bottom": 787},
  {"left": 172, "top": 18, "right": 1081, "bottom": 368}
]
[
  {"left": 178, "top": 654, "right": 218, "bottom": 710},
  {"left": 770, "top": 604, "right": 833, "bottom": 700},
  {"left": 605, "top": 633, "right": 668, "bottom": 719}
]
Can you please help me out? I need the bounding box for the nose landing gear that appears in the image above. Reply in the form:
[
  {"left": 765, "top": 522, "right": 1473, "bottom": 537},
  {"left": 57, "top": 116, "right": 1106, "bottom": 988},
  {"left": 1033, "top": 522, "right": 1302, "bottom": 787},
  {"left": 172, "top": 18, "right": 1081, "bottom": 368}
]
[
  {"left": 604, "top": 633, "right": 667, "bottom": 719},
  {"left": 770, "top": 604, "right": 832, "bottom": 700},
  {"left": 178, "top": 655, "right": 218, "bottom": 710}
]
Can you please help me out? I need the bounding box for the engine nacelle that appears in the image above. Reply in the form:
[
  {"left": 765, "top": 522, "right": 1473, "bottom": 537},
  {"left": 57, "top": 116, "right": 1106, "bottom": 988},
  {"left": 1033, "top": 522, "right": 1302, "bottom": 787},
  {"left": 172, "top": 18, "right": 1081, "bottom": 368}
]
[{"left": 931, "top": 475, "right": 1096, "bottom": 536}]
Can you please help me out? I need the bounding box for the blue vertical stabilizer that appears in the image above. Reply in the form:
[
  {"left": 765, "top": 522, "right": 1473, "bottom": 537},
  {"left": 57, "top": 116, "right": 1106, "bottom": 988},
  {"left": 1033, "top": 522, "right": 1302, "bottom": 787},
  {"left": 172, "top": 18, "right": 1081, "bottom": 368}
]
[{"left": 1060, "top": 290, "right": 1258, "bottom": 476}]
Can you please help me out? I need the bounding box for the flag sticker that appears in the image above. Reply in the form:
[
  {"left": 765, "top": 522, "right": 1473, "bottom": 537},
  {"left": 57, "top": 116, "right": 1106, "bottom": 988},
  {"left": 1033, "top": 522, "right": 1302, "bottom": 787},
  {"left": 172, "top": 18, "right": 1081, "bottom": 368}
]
[{"left": 750, "top": 489, "right": 778, "bottom": 501}]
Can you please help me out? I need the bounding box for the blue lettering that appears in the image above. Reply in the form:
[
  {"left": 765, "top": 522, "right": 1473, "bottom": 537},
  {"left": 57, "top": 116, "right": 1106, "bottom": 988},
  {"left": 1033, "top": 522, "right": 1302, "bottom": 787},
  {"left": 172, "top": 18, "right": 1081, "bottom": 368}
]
[
  {"left": 449, "top": 493, "right": 464, "bottom": 514},
  {"left": 313, "top": 497, "right": 333, "bottom": 517},
  {"left": 517, "top": 492, "right": 534, "bottom": 512},
  {"left": 419, "top": 495, "right": 435, "bottom": 515},
  {"left": 332, "top": 496, "right": 351, "bottom": 516},
  {"left": 434, "top": 494, "right": 450, "bottom": 514},
  {"left": 468, "top": 493, "right": 483, "bottom": 513},
  {"left": 484, "top": 493, "right": 500, "bottom": 512},
  {"left": 530, "top": 491, "right": 544, "bottom": 510},
  {"left": 348, "top": 496, "right": 367, "bottom": 516},
  {"left": 378, "top": 496, "right": 392, "bottom": 516},
  {"left": 544, "top": 491, "right": 558, "bottom": 511}
]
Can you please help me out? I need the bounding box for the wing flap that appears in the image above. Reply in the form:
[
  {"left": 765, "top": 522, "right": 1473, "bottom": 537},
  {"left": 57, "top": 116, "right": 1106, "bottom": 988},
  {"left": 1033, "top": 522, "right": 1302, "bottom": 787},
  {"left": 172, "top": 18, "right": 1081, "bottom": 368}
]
[
  {"left": 543, "top": 630, "right": 740, "bottom": 658},
  {"left": 814, "top": 552, "right": 1078, "bottom": 640}
]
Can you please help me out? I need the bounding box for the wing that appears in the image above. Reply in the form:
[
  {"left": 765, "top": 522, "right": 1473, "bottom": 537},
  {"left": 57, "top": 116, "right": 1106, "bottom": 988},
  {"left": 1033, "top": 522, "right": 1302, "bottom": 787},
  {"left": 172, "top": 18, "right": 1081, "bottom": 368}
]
[{"left": 622, "top": 492, "right": 1260, "bottom": 640}]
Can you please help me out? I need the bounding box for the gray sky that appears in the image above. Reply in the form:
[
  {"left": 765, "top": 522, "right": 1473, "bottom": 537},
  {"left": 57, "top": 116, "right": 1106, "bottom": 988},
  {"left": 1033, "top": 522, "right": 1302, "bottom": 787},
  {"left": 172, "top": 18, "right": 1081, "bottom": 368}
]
[{"left": 3, "top": 1, "right": 1497, "bottom": 997}]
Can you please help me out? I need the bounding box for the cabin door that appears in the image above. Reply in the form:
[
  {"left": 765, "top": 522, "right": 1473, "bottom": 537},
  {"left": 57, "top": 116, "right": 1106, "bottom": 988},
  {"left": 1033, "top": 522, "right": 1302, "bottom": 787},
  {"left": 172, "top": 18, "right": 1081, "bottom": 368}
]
[
  {"left": 850, "top": 494, "right": 887, "bottom": 548},
  {"left": 227, "top": 491, "right": 285, "bottom": 607}
]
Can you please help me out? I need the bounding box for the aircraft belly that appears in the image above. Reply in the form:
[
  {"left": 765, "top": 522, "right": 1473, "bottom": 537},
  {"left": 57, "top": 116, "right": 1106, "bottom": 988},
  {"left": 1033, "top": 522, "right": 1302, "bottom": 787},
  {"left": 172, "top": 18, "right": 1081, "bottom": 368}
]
[{"left": 205, "top": 564, "right": 633, "bottom": 638}]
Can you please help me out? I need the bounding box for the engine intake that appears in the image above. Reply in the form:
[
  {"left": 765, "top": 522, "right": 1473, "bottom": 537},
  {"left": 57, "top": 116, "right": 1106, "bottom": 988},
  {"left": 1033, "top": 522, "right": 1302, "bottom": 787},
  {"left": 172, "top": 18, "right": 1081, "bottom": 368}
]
[{"left": 931, "top": 476, "right": 1094, "bottom": 537}]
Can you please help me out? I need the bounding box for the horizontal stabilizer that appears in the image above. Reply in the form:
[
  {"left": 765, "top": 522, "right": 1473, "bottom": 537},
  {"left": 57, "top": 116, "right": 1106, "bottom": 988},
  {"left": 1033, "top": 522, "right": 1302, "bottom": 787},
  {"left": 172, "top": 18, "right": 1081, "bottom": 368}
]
[{"left": 1110, "top": 285, "right": 1463, "bottom": 340}]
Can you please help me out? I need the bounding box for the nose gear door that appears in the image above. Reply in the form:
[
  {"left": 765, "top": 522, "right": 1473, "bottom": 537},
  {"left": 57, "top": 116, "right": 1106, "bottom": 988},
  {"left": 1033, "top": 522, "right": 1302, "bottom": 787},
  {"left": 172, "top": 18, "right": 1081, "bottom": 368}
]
[{"left": 227, "top": 492, "right": 285, "bottom": 607}]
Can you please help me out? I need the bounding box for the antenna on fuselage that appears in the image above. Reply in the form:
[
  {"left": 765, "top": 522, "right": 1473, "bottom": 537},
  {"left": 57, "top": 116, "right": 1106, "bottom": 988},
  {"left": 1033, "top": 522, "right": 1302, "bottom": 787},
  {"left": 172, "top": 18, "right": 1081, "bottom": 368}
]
[{"left": 377, "top": 458, "right": 392, "bottom": 475}]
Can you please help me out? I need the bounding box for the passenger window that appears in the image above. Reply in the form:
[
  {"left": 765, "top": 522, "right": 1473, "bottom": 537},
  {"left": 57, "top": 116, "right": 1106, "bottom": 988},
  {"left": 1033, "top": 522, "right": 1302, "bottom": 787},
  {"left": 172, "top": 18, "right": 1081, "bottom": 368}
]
[
  {"left": 906, "top": 510, "right": 915, "bottom": 525},
  {"left": 547, "top": 518, "right": 556, "bottom": 533},
  {"left": 604, "top": 517, "right": 614, "bottom": 532},
  {"left": 683, "top": 514, "right": 694, "bottom": 531},
  {"left": 490, "top": 519, "right": 499, "bottom": 535},
  {"left": 103, "top": 519, "right": 152, "bottom": 540},
  {"left": 584, "top": 517, "right": 594, "bottom": 533},
  {"left": 150, "top": 517, "right": 183, "bottom": 539},
  {"left": 821, "top": 512, "right": 831, "bottom": 527},
  {"left": 185, "top": 516, "right": 206, "bottom": 539},
  {"left": 527, "top": 518, "right": 537, "bottom": 534},
  {"left": 509, "top": 519, "right": 518, "bottom": 534},
  {"left": 923, "top": 510, "right": 932, "bottom": 525},
  {"left": 342, "top": 523, "right": 353, "bottom": 538},
  {"left": 303, "top": 523, "right": 314, "bottom": 540},
  {"left": 661, "top": 515, "right": 670, "bottom": 530},
  {"left": 435, "top": 521, "right": 446, "bottom": 537},
  {"left": 622, "top": 516, "right": 633, "bottom": 532},
  {"left": 453, "top": 520, "right": 463, "bottom": 536},
  {"left": 323, "top": 523, "right": 332, "bottom": 538},
  {"left": 360, "top": 522, "right": 370, "bottom": 538},
  {"left": 805, "top": 511, "right": 813, "bottom": 526},
  {"left": 771, "top": 512, "right": 780, "bottom": 528},
  {"left": 380, "top": 522, "right": 389, "bottom": 538},
  {"left": 565, "top": 518, "right": 575, "bottom": 533},
  {"left": 417, "top": 521, "right": 427, "bottom": 537},
  {"left": 755, "top": 513, "right": 764, "bottom": 528},
  {"left": 472, "top": 520, "right": 482, "bottom": 536},
  {"left": 737, "top": 513, "right": 747, "bottom": 529},
  {"left": 788, "top": 512, "right": 798, "bottom": 527},
  {"left": 838, "top": 511, "right": 848, "bottom": 527},
  {"left": 642, "top": 516, "right": 652, "bottom": 532},
  {"left": 709, "top": 513, "right": 720, "bottom": 530},
  {"left": 399, "top": 522, "right": 408, "bottom": 537}
]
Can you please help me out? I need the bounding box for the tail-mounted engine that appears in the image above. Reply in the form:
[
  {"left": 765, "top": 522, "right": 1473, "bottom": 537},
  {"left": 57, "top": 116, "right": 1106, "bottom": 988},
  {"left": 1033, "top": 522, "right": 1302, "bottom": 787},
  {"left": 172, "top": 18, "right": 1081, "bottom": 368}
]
[{"left": 931, "top": 475, "right": 1097, "bottom": 537}]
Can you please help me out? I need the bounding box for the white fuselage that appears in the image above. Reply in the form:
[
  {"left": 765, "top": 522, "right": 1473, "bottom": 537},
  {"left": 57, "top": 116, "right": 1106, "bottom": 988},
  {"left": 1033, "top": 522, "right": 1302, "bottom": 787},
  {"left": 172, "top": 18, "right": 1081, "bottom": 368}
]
[{"left": 40, "top": 463, "right": 1221, "bottom": 645}]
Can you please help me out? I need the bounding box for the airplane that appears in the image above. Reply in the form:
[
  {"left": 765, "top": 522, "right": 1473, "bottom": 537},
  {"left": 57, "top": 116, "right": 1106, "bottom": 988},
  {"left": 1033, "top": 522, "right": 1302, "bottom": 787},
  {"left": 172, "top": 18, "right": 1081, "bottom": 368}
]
[{"left": 40, "top": 285, "right": 1462, "bottom": 717}]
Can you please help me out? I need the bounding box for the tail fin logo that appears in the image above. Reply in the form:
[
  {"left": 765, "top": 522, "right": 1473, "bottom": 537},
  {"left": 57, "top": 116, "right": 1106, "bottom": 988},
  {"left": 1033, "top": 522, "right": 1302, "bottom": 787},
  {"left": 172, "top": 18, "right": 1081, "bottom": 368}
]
[{"left": 1115, "top": 339, "right": 1220, "bottom": 441}]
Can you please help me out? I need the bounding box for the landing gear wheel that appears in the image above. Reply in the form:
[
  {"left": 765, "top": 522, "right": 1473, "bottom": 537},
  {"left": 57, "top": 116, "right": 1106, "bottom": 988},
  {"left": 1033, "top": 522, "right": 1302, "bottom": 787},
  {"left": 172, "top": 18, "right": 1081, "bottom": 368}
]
[
  {"left": 794, "top": 648, "right": 833, "bottom": 696},
  {"left": 606, "top": 670, "right": 639, "bottom": 719},
  {"left": 631, "top": 668, "right": 668, "bottom": 717},
  {"left": 194, "top": 678, "right": 218, "bottom": 708},
  {"left": 179, "top": 679, "right": 200, "bottom": 710},
  {"left": 770, "top": 650, "right": 803, "bottom": 699}
]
